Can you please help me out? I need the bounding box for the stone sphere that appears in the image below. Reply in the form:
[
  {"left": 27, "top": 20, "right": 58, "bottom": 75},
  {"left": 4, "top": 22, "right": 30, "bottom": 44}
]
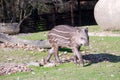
[{"left": 94, "top": 0, "right": 120, "bottom": 30}]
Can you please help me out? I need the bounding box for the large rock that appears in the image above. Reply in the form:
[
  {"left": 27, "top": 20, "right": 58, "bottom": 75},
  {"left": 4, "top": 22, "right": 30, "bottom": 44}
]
[
  {"left": 0, "top": 23, "right": 20, "bottom": 34},
  {"left": 94, "top": 0, "right": 120, "bottom": 30}
]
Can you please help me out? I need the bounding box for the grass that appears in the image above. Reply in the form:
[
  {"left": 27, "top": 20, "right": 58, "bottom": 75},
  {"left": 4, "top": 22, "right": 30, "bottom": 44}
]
[
  {"left": 17, "top": 31, "right": 48, "bottom": 40},
  {"left": 0, "top": 48, "right": 47, "bottom": 63},
  {"left": 87, "top": 25, "right": 120, "bottom": 34},
  {"left": 112, "top": 30, "right": 120, "bottom": 34},
  {"left": 1, "top": 62, "right": 120, "bottom": 80},
  {"left": 88, "top": 36, "right": 120, "bottom": 54},
  {"left": 0, "top": 25, "right": 120, "bottom": 80},
  {"left": 87, "top": 25, "right": 103, "bottom": 32}
]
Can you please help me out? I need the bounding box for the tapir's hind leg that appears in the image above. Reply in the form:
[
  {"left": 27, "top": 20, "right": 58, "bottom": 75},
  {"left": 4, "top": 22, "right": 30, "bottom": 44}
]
[
  {"left": 46, "top": 47, "right": 54, "bottom": 62},
  {"left": 54, "top": 46, "right": 61, "bottom": 63}
]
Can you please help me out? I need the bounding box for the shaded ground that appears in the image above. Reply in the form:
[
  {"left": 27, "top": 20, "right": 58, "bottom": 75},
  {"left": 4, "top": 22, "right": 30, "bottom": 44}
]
[{"left": 83, "top": 53, "right": 120, "bottom": 65}]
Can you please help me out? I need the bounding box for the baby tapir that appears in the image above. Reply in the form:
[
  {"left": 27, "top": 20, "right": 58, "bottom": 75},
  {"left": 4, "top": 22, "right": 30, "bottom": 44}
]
[{"left": 46, "top": 25, "right": 89, "bottom": 66}]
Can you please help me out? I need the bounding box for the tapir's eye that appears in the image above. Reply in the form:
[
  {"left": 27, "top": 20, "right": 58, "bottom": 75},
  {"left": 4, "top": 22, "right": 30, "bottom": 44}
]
[{"left": 81, "top": 37, "right": 84, "bottom": 40}]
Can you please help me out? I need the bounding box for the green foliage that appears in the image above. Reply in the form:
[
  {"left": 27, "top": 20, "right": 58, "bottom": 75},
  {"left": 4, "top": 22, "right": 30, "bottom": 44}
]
[
  {"left": 36, "top": 20, "right": 47, "bottom": 31},
  {"left": 38, "top": 1, "right": 50, "bottom": 14}
]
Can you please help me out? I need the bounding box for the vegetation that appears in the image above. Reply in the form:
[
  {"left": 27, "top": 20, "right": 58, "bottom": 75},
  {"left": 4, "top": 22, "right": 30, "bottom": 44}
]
[
  {"left": 1, "top": 63, "right": 120, "bottom": 80},
  {"left": 0, "top": 25, "right": 120, "bottom": 80},
  {"left": 0, "top": 0, "right": 97, "bottom": 31},
  {"left": 17, "top": 31, "right": 48, "bottom": 40},
  {"left": 0, "top": 0, "right": 77, "bottom": 22},
  {"left": 87, "top": 25, "right": 103, "bottom": 32}
]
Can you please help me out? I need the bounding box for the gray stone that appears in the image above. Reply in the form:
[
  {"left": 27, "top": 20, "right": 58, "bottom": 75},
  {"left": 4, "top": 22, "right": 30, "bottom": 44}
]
[
  {"left": 0, "top": 23, "right": 20, "bottom": 34},
  {"left": 43, "top": 63, "right": 56, "bottom": 67},
  {"left": 94, "top": 0, "right": 120, "bottom": 30},
  {"left": 27, "top": 62, "right": 40, "bottom": 66}
]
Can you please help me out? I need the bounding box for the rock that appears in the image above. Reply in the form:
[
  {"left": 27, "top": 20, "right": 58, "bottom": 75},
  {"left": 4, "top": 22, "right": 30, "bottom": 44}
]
[
  {"left": 0, "top": 23, "right": 20, "bottom": 34},
  {"left": 43, "top": 63, "right": 56, "bottom": 68},
  {"left": 27, "top": 62, "right": 40, "bottom": 66},
  {"left": 94, "top": 0, "right": 120, "bottom": 30}
]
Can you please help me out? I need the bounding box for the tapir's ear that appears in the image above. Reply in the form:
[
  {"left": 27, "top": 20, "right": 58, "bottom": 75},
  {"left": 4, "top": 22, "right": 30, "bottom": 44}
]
[
  {"left": 76, "top": 27, "right": 88, "bottom": 33},
  {"left": 84, "top": 27, "right": 88, "bottom": 33},
  {"left": 76, "top": 27, "right": 81, "bottom": 33}
]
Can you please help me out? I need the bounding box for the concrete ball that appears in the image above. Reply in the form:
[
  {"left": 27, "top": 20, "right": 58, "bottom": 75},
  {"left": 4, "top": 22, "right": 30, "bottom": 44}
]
[{"left": 94, "top": 0, "right": 120, "bottom": 30}]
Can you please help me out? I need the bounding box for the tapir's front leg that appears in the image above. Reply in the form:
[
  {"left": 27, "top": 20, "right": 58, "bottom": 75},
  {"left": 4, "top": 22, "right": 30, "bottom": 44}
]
[{"left": 72, "top": 47, "right": 84, "bottom": 66}]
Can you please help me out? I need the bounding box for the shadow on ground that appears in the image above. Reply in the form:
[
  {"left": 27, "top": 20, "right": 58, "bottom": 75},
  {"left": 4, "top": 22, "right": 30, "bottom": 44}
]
[
  {"left": 83, "top": 53, "right": 120, "bottom": 66},
  {"left": 59, "top": 48, "right": 72, "bottom": 52},
  {"left": 59, "top": 48, "right": 120, "bottom": 66},
  {"left": 60, "top": 48, "right": 120, "bottom": 63}
]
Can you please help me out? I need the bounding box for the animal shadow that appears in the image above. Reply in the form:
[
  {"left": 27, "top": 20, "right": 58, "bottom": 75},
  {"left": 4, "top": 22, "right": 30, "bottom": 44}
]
[
  {"left": 83, "top": 53, "right": 120, "bottom": 66},
  {"left": 59, "top": 48, "right": 72, "bottom": 53}
]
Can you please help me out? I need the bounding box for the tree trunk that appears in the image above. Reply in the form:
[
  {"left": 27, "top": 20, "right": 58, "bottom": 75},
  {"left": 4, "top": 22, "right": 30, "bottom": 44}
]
[
  {"left": 11, "top": 0, "right": 16, "bottom": 23},
  {"left": 1, "top": 0, "right": 8, "bottom": 22},
  {"left": 52, "top": 4, "right": 56, "bottom": 26},
  {"left": 70, "top": 0, "right": 74, "bottom": 26},
  {"left": 77, "top": 0, "right": 82, "bottom": 26},
  {"left": 0, "top": 33, "right": 51, "bottom": 48}
]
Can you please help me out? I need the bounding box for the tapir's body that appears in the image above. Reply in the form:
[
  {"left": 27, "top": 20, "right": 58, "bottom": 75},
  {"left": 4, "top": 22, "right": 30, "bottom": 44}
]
[{"left": 46, "top": 25, "right": 89, "bottom": 66}]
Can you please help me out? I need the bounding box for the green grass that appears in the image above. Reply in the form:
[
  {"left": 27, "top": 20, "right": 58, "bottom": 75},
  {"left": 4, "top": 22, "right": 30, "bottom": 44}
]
[
  {"left": 88, "top": 36, "right": 120, "bottom": 54},
  {"left": 0, "top": 48, "right": 47, "bottom": 63},
  {"left": 87, "top": 25, "right": 120, "bottom": 34},
  {"left": 17, "top": 31, "right": 48, "bottom": 40},
  {"left": 112, "top": 30, "right": 120, "bottom": 34},
  {"left": 0, "top": 25, "right": 120, "bottom": 80},
  {"left": 1, "top": 62, "right": 120, "bottom": 80},
  {"left": 87, "top": 25, "right": 103, "bottom": 32}
]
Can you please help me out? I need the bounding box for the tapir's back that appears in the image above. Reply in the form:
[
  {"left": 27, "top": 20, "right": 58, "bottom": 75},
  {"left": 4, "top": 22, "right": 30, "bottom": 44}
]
[{"left": 48, "top": 25, "right": 77, "bottom": 47}]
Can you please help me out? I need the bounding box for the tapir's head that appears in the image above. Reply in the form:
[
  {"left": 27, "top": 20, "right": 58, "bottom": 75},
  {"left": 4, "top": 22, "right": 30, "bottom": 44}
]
[{"left": 75, "top": 27, "right": 89, "bottom": 46}]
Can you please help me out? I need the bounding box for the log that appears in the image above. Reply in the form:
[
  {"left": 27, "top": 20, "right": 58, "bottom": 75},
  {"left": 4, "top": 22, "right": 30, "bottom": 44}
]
[{"left": 0, "top": 33, "right": 51, "bottom": 48}]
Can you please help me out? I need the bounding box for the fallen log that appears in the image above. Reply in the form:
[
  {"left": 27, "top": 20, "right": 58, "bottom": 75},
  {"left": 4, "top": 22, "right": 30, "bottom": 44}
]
[{"left": 0, "top": 33, "right": 51, "bottom": 48}]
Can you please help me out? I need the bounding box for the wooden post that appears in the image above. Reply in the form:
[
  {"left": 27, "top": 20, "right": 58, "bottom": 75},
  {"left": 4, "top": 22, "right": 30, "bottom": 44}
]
[
  {"left": 77, "top": 0, "right": 82, "bottom": 26},
  {"left": 1, "top": 0, "right": 8, "bottom": 22},
  {"left": 70, "top": 0, "right": 74, "bottom": 26},
  {"left": 51, "top": 3, "right": 56, "bottom": 26}
]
